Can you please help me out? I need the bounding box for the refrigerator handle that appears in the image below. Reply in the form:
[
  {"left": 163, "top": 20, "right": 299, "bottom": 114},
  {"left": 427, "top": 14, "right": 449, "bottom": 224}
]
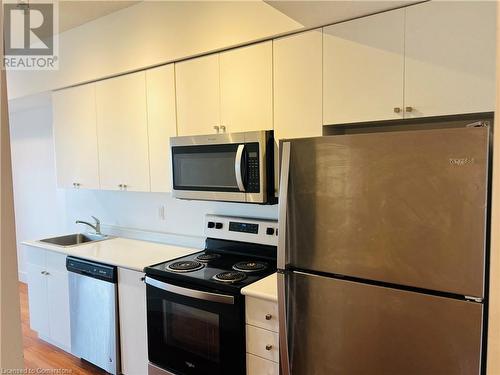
[
  {"left": 278, "top": 272, "right": 291, "bottom": 375},
  {"left": 278, "top": 141, "right": 291, "bottom": 270}
]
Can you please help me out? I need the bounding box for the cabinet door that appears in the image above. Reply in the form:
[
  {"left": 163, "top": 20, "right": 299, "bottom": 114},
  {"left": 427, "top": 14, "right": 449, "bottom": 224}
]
[
  {"left": 220, "top": 42, "right": 273, "bottom": 133},
  {"left": 96, "top": 72, "right": 150, "bottom": 192},
  {"left": 47, "top": 268, "right": 71, "bottom": 351},
  {"left": 146, "top": 65, "right": 177, "bottom": 192},
  {"left": 404, "top": 2, "right": 496, "bottom": 118},
  {"left": 273, "top": 29, "right": 323, "bottom": 141},
  {"left": 176, "top": 54, "right": 220, "bottom": 136},
  {"left": 53, "top": 84, "right": 100, "bottom": 189},
  {"left": 323, "top": 9, "right": 405, "bottom": 125},
  {"left": 27, "top": 262, "right": 49, "bottom": 337},
  {"left": 118, "top": 268, "right": 148, "bottom": 375}
]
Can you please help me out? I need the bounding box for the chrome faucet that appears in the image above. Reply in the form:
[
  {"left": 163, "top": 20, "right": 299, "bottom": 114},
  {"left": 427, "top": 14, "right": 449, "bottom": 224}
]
[{"left": 76, "top": 216, "right": 101, "bottom": 235}]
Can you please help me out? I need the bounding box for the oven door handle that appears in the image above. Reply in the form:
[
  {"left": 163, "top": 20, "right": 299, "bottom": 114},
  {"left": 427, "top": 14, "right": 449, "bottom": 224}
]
[
  {"left": 145, "top": 276, "right": 235, "bottom": 305},
  {"left": 235, "top": 144, "right": 246, "bottom": 192}
]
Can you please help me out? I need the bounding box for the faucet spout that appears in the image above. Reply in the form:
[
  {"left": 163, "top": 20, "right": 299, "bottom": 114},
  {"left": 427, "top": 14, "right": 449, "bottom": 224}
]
[{"left": 76, "top": 216, "right": 101, "bottom": 235}]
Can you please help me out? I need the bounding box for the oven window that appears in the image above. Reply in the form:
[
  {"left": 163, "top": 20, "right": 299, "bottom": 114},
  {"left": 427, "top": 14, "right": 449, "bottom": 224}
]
[
  {"left": 163, "top": 300, "right": 220, "bottom": 362},
  {"left": 173, "top": 151, "right": 238, "bottom": 190}
]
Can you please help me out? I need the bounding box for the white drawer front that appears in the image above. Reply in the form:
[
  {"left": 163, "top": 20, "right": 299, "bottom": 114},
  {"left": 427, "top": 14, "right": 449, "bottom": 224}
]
[
  {"left": 246, "top": 297, "right": 278, "bottom": 332},
  {"left": 246, "top": 325, "right": 279, "bottom": 362},
  {"left": 246, "top": 353, "right": 278, "bottom": 375}
]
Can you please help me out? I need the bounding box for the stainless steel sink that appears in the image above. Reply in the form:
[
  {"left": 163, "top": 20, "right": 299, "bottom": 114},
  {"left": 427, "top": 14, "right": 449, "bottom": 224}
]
[{"left": 39, "top": 233, "right": 110, "bottom": 247}]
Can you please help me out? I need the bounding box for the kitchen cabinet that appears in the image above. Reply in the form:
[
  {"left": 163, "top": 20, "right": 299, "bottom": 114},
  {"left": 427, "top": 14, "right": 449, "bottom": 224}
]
[
  {"left": 404, "top": 1, "right": 496, "bottom": 118},
  {"left": 96, "top": 72, "right": 150, "bottom": 192},
  {"left": 53, "top": 84, "right": 100, "bottom": 190},
  {"left": 245, "top": 296, "right": 279, "bottom": 375},
  {"left": 26, "top": 246, "right": 71, "bottom": 352},
  {"left": 273, "top": 29, "right": 323, "bottom": 141},
  {"left": 118, "top": 268, "right": 148, "bottom": 375},
  {"left": 146, "top": 64, "right": 177, "bottom": 192},
  {"left": 176, "top": 42, "right": 273, "bottom": 136},
  {"left": 175, "top": 54, "right": 221, "bottom": 136},
  {"left": 323, "top": 9, "right": 405, "bottom": 125},
  {"left": 220, "top": 41, "right": 273, "bottom": 133}
]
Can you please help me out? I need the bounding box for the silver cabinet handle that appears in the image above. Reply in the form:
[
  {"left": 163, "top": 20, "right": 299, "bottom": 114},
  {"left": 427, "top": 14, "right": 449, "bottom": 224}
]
[
  {"left": 220, "top": 125, "right": 226, "bottom": 133},
  {"left": 235, "top": 144, "right": 245, "bottom": 192},
  {"left": 213, "top": 125, "right": 220, "bottom": 133},
  {"left": 405, "top": 106, "right": 414, "bottom": 112},
  {"left": 145, "top": 276, "right": 234, "bottom": 305},
  {"left": 265, "top": 314, "right": 272, "bottom": 320},
  {"left": 393, "top": 107, "right": 401, "bottom": 113},
  {"left": 265, "top": 344, "right": 273, "bottom": 351}
]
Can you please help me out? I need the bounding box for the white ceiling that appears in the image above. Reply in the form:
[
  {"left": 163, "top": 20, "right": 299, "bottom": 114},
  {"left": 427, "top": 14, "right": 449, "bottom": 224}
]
[
  {"left": 58, "top": 1, "right": 140, "bottom": 34},
  {"left": 265, "top": 0, "right": 420, "bottom": 28}
]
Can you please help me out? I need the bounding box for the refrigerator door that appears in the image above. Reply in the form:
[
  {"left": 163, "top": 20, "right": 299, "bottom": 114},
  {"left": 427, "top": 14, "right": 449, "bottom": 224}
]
[
  {"left": 283, "top": 126, "right": 489, "bottom": 297},
  {"left": 283, "top": 271, "right": 483, "bottom": 375}
]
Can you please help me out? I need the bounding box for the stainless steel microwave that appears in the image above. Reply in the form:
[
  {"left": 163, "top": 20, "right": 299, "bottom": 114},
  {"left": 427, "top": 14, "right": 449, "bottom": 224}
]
[{"left": 170, "top": 130, "right": 276, "bottom": 204}]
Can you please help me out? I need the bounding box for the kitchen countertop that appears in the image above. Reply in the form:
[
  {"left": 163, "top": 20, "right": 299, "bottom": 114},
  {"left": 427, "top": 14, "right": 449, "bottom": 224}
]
[
  {"left": 23, "top": 236, "right": 202, "bottom": 272},
  {"left": 241, "top": 273, "right": 277, "bottom": 302}
]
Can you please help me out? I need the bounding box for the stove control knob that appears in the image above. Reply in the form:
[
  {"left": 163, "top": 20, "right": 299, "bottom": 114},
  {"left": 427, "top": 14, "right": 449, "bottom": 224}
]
[
  {"left": 266, "top": 227, "right": 275, "bottom": 235},
  {"left": 215, "top": 222, "right": 223, "bottom": 229},
  {"left": 207, "top": 221, "right": 215, "bottom": 229}
]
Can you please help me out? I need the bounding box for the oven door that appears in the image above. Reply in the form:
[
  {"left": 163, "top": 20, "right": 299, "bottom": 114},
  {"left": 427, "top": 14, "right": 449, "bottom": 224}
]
[{"left": 145, "top": 276, "right": 245, "bottom": 375}]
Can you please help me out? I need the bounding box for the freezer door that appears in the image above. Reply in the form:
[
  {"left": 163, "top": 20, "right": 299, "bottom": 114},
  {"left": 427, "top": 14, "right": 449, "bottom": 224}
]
[
  {"left": 283, "top": 271, "right": 483, "bottom": 375},
  {"left": 285, "top": 126, "right": 489, "bottom": 297}
]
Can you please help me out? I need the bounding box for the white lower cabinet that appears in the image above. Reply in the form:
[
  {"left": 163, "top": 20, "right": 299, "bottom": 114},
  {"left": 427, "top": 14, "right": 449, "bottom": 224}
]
[
  {"left": 246, "top": 353, "right": 279, "bottom": 375},
  {"left": 25, "top": 246, "right": 71, "bottom": 352},
  {"left": 118, "top": 268, "right": 148, "bottom": 375},
  {"left": 245, "top": 297, "right": 279, "bottom": 375}
]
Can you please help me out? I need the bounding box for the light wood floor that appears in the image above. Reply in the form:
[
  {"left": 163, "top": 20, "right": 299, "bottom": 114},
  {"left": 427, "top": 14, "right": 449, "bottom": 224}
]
[{"left": 20, "top": 282, "right": 107, "bottom": 374}]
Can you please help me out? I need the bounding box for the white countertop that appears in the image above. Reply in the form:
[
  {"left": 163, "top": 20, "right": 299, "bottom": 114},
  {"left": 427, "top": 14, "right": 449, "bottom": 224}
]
[
  {"left": 241, "top": 273, "right": 277, "bottom": 302},
  {"left": 23, "top": 236, "right": 202, "bottom": 272}
]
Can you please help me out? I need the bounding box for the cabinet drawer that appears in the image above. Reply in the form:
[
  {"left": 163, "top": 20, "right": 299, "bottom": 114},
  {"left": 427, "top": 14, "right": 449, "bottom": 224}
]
[
  {"left": 246, "top": 325, "right": 279, "bottom": 362},
  {"left": 246, "top": 353, "right": 278, "bottom": 375},
  {"left": 246, "top": 297, "right": 278, "bottom": 332}
]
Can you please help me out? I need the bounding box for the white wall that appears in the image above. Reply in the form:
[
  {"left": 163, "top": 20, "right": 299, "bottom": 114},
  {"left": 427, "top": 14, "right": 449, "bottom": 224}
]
[
  {"left": 9, "top": 105, "right": 66, "bottom": 282},
  {"left": 7, "top": 1, "right": 302, "bottom": 99},
  {"left": 9, "top": 101, "right": 278, "bottom": 280}
]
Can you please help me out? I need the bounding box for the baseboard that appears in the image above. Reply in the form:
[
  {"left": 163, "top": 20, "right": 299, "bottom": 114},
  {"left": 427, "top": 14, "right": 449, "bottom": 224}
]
[{"left": 18, "top": 270, "right": 27, "bottom": 283}]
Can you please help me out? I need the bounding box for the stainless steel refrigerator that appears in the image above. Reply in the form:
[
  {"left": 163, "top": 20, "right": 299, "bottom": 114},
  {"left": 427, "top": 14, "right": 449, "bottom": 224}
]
[{"left": 277, "top": 119, "right": 491, "bottom": 375}]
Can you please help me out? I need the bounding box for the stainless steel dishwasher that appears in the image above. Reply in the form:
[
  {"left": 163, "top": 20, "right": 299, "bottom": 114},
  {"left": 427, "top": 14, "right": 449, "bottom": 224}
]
[{"left": 66, "top": 257, "right": 120, "bottom": 374}]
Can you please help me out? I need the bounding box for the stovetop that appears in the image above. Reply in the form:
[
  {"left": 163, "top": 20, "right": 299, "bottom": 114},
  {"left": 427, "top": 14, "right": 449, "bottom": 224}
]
[{"left": 145, "top": 250, "right": 277, "bottom": 294}]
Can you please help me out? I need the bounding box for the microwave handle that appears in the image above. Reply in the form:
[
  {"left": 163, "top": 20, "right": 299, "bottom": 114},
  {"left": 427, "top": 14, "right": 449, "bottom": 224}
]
[
  {"left": 235, "top": 144, "right": 246, "bottom": 192},
  {"left": 145, "top": 276, "right": 235, "bottom": 305}
]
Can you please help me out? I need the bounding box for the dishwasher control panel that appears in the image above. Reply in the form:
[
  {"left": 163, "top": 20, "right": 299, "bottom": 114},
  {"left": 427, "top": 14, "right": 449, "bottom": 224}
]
[{"left": 66, "top": 256, "right": 117, "bottom": 283}]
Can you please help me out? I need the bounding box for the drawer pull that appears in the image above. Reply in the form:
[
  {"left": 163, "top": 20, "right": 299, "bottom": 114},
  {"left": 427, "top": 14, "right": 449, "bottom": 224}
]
[
  {"left": 265, "top": 314, "right": 272, "bottom": 320},
  {"left": 265, "top": 344, "right": 273, "bottom": 351}
]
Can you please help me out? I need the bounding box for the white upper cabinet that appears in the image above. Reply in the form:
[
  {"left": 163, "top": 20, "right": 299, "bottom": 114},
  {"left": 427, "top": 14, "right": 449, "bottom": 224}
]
[
  {"left": 96, "top": 72, "right": 151, "bottom": 192},
  {"left": 146, "top": 65, "right": 177, "bottom": 192},
  {"left": 176, "top": 54, "right": 221, "bottom": 136},
  {"left": 404, "top": 1, "right": 496, "bottom": 118},
  {"left": 273, "top": 29, "right": 323, "bottom": 141},
  {"left": 323, "top": 9, "right": 405, "bottom": 125},
  {"left": 53, "top": 84, "right": 100, "bottom": 189},
  {"left": 220, "top": 41, "right": 273, "bottom": 133}
]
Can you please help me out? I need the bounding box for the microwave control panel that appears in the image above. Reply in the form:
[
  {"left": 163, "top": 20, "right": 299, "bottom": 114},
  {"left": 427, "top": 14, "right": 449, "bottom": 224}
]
[{"left": 246, "top": 143, "right": 260, "bottom": 193}]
